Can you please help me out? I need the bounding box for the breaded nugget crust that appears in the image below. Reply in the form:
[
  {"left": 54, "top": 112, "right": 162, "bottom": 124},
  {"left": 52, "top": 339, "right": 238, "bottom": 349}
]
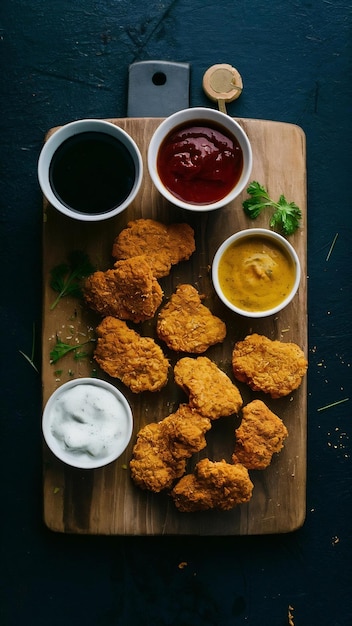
[
  {"left": 112, "top": 218, "right": 195, "bottom": 278},
  {"left": 161, "top": 404, "right": 212, "bottom": 460},
  {"left": 157, "top": 284, "right": 226, "bottom": 353},
  {"left": 84, "top": 256, "right": 163, "bottom": 323},
  {"left": 171, "top": 459, "right": 254, "bottom": 512},
  {"left": 130, "top": 404, "right": 211, "bottom": 492},
  {"left": 232, "top": 400, "right": 288, "bottom": 469},
  {"left": 232, "top": 333, "right": 308, "bottom": 398},
  {"left": 94, "top": 317, "right": 169, "bottom": 393},
  {"left": 174, "top": 356, "right": 242, "bottom": 419},
  {"left": 130, "top": 422, "right": 186, "bottom": 492}
]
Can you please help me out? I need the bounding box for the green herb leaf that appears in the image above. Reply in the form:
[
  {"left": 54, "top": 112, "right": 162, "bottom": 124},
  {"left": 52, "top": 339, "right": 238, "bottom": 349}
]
[
  {"left": 50, "top": 250, "right": 95, "bottom": 310},
  {"left": 50, "top": 337, "right": 95, "bottom": 364},
  {"left": 243, "top": 198, "right": 270, "bottom": 219},
  {"left": 246, "top": 181, "right": 270, "bottom": 200},
  {"left": 269, "top": 197, "right": 302, "bottom": 236},
  {"left": 242, "top": 181, "right": 302, "bottom": 235},
  {"left": 243, "top": 181, "right": 272, "bottom": 219}
]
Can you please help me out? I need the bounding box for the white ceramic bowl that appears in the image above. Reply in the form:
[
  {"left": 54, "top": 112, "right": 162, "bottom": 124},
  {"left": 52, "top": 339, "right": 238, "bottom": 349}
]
[
  {"left": 38, "top": 118, "right": 143, "bottom": 221},
  {"left": 42, "top": 378, "right": 133, "bottom": 469},
  {"left": 147, "top": 107, "right": 252, "bottom": 212},
  {"left": 212, "top": 228, "right": 301, "bottom": 318}
]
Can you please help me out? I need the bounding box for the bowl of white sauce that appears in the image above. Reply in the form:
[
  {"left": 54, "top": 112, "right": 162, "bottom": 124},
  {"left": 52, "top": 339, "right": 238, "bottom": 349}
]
[{"left": 42, "top": 378, "right": 133, "bottom": 469}]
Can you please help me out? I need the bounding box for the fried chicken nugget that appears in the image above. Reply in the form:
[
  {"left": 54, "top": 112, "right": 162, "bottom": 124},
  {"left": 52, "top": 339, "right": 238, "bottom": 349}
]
[
  {"left": 83, "top": 256, "right": 163, "bottom": 323},
  {"left": 161, "top": 405, "right": 212, "bottom": 460},
  {"left": 171, "top": 458, "right": 254, "bottom": 512},
  {"left": 174, "top": 356, "right": 243, "bottom": 419},
  {"left": 112, "top": 218, "right": 195, "bottom": 278},
  {"left": 157, "top": 284, "right": 226, "bottom": 353},
  {"left": 94, "top": 317, "right": 169, "bottom": 393},
  {"left": 130, "top": 422, "right": 187, "bottom": 492},
  {"left": 232, "top": 333, "right": 308, "bottom": 398},
  {"left": 130, "top": 404, "right": 211, "bottom": 492},
  {"left": 232, "top": 400, "right": 288, "bottom": 469}
]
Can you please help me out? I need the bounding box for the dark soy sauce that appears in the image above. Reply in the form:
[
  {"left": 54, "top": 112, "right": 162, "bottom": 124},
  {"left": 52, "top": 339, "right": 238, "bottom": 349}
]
[{"left": 49, "top": 131, "right": 136, "bottom": 214}]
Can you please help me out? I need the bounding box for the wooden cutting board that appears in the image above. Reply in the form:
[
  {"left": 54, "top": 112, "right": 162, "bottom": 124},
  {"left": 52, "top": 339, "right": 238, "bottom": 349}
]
[{"left": 42, "top": 117, "right": 307, "bottom": 535}]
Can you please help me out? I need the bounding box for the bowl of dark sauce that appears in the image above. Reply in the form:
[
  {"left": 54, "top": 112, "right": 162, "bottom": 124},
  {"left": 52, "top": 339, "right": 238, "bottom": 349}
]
[
  {"left": 148, "top": 107, "right": 252, "bottom": 212},
  {"left": 38, "top": 119, "right": 143, "bottom": 221}
]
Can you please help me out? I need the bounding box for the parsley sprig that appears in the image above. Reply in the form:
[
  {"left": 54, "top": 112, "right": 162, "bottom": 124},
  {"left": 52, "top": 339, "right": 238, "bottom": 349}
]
[
  {"left": 50, "top": 337, "right": 95, "bottom": 364},
  {"left": 50, "top": 250, "right": 95, "bottom": 310},
  {"left": 243, "top": 181, "right": 302, "bottom": 236}
]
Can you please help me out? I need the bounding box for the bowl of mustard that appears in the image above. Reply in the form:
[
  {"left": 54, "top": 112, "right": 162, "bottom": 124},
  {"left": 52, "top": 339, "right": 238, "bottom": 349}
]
[{"left": 212, "top": 228, "right": 301, "bottom": 318}]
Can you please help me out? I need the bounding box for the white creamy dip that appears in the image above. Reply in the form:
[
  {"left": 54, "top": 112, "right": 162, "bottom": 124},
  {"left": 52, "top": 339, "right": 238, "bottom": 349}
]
[{"left": 49, "top": 383, "right": 129, "bottom": 460}]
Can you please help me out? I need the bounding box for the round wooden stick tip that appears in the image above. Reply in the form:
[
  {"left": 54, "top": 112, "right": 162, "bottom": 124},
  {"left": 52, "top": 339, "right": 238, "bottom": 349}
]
[{"left": 203, "top": 63, "right": 243, "bottom": 103}]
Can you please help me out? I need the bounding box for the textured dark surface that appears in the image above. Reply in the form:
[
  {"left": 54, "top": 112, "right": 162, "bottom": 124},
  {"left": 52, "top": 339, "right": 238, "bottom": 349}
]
[{"left": 1, "top": 1, "right": 351, "bottom": 624}]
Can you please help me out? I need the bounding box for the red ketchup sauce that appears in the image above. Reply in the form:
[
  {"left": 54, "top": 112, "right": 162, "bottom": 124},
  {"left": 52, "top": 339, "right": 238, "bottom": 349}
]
[{"left": 157, "top": 122, "right": 243, "bottom": 204}]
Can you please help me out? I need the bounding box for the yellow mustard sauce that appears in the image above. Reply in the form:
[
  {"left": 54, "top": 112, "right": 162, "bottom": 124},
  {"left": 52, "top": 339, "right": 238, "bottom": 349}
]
[{"left": 218, "top": 235, "right": 296, "bottom": 311}]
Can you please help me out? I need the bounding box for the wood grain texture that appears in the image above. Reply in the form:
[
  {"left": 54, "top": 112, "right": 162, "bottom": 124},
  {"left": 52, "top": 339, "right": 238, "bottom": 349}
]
[{"left": 42, "top": 117, "right": 307, "bottom": 535}]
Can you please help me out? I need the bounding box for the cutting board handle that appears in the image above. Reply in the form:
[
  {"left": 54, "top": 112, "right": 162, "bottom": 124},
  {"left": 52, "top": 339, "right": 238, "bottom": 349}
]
[{"left": 127, "top": 60, "right": 190, "bottom": 117}]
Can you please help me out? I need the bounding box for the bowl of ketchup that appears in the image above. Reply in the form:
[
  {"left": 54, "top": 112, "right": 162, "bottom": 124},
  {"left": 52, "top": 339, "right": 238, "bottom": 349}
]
[{"left": 148, "top": 107, "right": 252, "bottom": 212}]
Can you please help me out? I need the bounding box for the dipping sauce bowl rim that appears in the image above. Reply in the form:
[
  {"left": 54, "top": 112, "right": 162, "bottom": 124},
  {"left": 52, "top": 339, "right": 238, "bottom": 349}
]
[
  {"left": 211, "top": 227, "right": 301, "bottom": 318},
  {"left": 42, "top": 377, "right": 133, "bottom": 469},
  {"left": 38, "top": 118, "right": 143, "bottom": 222},
  {"left": 147, "top": 106, "right": 253, "bottom": 212}
]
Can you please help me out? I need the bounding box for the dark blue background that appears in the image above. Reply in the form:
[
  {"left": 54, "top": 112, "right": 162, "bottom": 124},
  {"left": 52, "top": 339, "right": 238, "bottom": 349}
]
[{"left": 1, "top": 1, "right": 351, "bottom": 624}]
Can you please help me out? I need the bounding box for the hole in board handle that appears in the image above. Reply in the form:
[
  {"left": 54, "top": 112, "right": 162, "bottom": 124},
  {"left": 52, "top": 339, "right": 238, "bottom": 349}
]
[{"left": 152, "top": 72, "right": 167, "bottom": 86}]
